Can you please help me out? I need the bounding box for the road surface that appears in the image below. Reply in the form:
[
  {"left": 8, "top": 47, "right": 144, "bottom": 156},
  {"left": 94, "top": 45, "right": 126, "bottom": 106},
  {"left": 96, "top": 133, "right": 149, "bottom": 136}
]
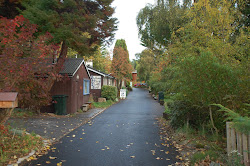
[{"left": 25, "top": 88, "right": 179, "bottom": 166}]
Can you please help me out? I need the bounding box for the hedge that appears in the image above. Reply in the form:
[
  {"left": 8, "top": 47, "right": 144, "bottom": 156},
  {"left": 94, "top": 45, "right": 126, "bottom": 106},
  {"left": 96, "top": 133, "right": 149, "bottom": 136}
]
[{"left": 101, "top": 85, "right": 117, "bottom": 101}]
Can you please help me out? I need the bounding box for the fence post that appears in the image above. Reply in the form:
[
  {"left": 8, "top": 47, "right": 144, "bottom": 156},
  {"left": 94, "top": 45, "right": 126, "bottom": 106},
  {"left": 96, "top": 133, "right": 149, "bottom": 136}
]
[
  {"left": 242, "top": 134, "right": 249, "bottom": 166},
  {"left": 237, "top": 132, "right": 243, "bottom": 161},
  {"left": 248, "top": 133, "right": 250, "bottom": 165},
  {"left": 227, "top": 122, "right": 232, "bottom": 154}
]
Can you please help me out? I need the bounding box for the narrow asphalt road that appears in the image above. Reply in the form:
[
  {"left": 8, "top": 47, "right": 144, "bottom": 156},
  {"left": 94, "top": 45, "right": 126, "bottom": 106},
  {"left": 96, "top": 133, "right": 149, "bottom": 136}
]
[{"left": 24, "top": 88, "right": 179, "bottom": 166}]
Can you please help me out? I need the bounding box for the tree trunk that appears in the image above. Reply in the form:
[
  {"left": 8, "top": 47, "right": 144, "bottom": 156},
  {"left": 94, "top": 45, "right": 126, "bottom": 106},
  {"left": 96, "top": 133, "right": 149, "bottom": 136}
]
[
  {"left": 209, "top": 106, "right": 219, "bottom": 137},
  {"left": 56, "top": 41, "right": 68, "bottom": 73},
  {"left": 0, "top": 108, "right": 14, "bottom": 125}
]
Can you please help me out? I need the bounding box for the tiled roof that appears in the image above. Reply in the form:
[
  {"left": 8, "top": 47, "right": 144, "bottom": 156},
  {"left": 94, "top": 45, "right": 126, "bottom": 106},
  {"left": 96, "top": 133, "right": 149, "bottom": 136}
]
[
  {"left": 60, "top": 58, "right": 85, "bottom": 77},
  {"left": 0, "top": 92, "right": 18, "bottom": 101}
]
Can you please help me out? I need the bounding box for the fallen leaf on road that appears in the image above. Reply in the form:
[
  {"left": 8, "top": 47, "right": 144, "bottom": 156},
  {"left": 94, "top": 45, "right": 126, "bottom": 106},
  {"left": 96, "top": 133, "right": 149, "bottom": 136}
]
[
  {"left": 166, "top": 158, "right": 170, "bottom": 160},
  {"left": 156, "top": 157, "right": 160, "bottom": 160},
  {"left": 130, "top": 156, "right": 135, "bottom": 158},
  {"left": 46, "top": 161, "right": 51, "bottom": 164},
  {"left": 120, "top": 149, "right": 124, "bottom": 151},
  {"left": 101, "top": 149, "right": 105, "bottom": 151},
  {"left": 160, "top": 150, "right": 164, "bottom": 152},
  {"left": 57, "top": 162, "right": 62, "bottom": 166},
  {"left": 72, "top": 135, "right": 76, "bottom": 137},
  {"left": 49, "top": 156, "right": 57, "bottom": 160},
  {"left": 96, "top": 141, "right": 99, "bottom": 143},
  {"left": 165, "top": 151, "right": 169, "bottom": 154},
  {"left": 80, "top": 138, "right": 83, "bottom": 139},
  {"left": 29, "top": 156, "right": 34, "bottom": 160},
  {"left": 82, "top": 132, "right": 85, "bottom": 134}
]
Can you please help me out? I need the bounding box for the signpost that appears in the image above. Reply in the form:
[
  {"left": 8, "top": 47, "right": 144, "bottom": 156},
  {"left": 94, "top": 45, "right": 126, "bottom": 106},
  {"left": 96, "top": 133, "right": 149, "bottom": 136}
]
[{"left": 120, "top": 89, "right": 126, "bottom": 99}]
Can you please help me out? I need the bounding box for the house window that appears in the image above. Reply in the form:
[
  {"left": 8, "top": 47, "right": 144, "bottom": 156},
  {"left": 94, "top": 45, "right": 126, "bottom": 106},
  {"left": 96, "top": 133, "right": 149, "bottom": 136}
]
[{"left": 83, "top": 79, "right": 90, "bottom": 95}]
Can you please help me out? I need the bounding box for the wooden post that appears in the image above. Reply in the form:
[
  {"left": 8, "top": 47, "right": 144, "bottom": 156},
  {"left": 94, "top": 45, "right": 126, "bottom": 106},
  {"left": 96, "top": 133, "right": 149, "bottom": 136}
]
[
  {"left": 242, "top": 134, "right": 249, "bottom": 166},
  {"left": 237, "top": 132, "right": 243, "bottom": 160},
  {"left": 227, "top": 122, "right": 232, "bottom": 154},
  {"left": 231, "top": 127, "right": 237, "bottom": 151},
  {"left": 248, "top": 133, "right": 250, "bottom": 165}
]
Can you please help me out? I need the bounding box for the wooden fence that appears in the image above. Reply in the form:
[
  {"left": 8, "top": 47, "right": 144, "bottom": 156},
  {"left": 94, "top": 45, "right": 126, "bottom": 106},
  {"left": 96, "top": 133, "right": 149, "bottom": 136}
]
[{"left": 226, "top": 122, "right": 250, "bottom": 166}]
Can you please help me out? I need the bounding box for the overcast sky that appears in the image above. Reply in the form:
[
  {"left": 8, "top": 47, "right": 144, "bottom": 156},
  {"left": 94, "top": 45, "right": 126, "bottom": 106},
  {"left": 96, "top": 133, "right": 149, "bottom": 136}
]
[{"left": 108, "top": 0, "right": 156, "bottom": 60}]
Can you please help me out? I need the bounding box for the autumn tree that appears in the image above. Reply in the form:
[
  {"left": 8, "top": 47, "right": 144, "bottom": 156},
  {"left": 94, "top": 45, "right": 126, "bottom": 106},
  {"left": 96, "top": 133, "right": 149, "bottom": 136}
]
[
  {"left": 0, "top": 15, "right": 59, "bottom": 114},
  {"left": 111, "top": 39, "right": 133, "bottom": 90}
]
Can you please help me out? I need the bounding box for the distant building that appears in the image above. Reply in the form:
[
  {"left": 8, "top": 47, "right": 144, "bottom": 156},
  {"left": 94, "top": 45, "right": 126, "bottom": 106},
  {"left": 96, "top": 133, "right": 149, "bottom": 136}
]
[{"left": 132, "top": 70, "right": 137, "bottom": 82}]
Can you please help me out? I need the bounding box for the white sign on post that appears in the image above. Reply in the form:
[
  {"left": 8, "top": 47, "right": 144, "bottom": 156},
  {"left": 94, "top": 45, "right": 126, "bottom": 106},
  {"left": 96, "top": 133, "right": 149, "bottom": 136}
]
[{"left": 120, "top": 89, "right": 126, "bottom": 99}]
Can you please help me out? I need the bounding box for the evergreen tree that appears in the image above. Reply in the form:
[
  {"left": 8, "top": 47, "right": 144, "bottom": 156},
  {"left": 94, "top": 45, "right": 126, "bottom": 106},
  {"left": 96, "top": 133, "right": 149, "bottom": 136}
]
[{"left": 22, "top": 0, "right": 117, "bottom": 62}]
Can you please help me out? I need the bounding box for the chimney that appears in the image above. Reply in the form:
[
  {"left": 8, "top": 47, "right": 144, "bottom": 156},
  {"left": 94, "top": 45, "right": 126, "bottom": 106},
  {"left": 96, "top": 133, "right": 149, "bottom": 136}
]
[{"left": 86, "top": 59, "right": 93, "bottom": 68}]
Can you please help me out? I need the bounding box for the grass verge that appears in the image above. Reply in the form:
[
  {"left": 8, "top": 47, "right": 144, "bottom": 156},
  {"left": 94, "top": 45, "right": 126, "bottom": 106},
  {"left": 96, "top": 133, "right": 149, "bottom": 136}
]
[
  {"left": 0, "top": 125, "right": 43, "bottom": 165},
  {"left": 92, "top": 100, "right": 114, "bottom": 108},
  {"left": 11, "top": 108, "right": 37, "bottom": 118}
]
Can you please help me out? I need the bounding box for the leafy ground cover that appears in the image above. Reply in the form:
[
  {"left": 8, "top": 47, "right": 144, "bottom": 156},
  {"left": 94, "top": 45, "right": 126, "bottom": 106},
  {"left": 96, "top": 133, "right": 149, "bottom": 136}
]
[
  {"left": 0, "top": 125, "right": 44, "bottom": 165},
  {"left": 156, "top": 117, "right": 243, "bottom": 166}
]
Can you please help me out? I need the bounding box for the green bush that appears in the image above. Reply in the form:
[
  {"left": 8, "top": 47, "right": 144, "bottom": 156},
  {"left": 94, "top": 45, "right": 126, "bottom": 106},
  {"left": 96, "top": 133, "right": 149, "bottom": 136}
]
[
  {"left": 168, "top": 100, "right": 210, "bottom": 130},
  {"left": 127, "top": 85, "right": 133, "bottom": 91},
  {"left": 101, "top": 85, "right": 117, "bottom": 101}
]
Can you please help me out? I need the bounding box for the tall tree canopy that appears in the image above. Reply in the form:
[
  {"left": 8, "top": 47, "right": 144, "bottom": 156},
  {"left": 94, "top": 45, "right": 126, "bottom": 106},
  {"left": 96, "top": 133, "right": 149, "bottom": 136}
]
[
  {"left": 136, "top": 49, "right": 155, "bottom": 82},
  {"left": 136, "top": 0, "right": 190, "bottom": 50},
  {"left": 22, "top": 0, "right": 117, "bottom": 59}
]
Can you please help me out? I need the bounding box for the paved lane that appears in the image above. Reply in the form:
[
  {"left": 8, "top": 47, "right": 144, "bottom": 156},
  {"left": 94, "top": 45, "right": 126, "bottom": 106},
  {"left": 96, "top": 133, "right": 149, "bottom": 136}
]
[{"left": 25, "top": 88, "right": 179, "bottom": 166}]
